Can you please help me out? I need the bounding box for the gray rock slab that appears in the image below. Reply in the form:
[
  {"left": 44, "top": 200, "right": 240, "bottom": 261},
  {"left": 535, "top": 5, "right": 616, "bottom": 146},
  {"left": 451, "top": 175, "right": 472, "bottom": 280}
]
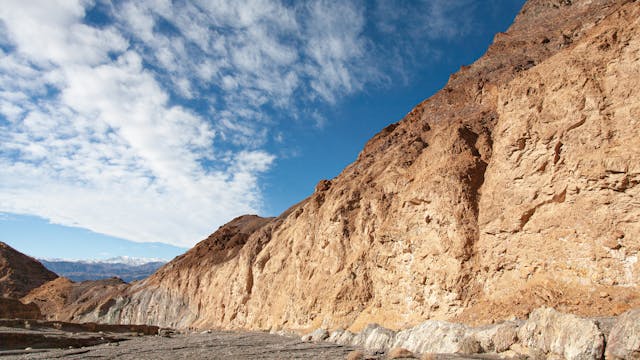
[
  {"left": 518, "top": 307, "right": 605, "bottom": 360},
  {"left": 605, "top": 309, "right": 640, "bottom": 360}
]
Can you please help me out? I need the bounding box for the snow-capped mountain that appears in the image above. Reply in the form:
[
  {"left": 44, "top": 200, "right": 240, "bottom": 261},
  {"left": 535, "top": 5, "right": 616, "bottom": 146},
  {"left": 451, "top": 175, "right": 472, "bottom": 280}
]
[
  {"left": 82, "top": 256, "right": 168, "bottom": 266},
  {"left": 39, "top": 257, "right": 168, "bottom": 283}
]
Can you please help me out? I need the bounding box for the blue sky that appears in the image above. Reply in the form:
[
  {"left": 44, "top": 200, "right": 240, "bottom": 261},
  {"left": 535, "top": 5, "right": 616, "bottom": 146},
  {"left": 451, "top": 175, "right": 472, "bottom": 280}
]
[{"left": 0, "top": 0, "right": 525, "bottom": 260}]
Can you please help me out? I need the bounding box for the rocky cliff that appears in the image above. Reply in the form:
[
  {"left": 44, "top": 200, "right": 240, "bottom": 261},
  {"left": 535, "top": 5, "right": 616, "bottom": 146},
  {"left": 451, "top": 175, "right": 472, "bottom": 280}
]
[
  {"left": 0, "top": 242, "right": 58, "bottom": 299},
  {"left": 32, "top": 0, "right": 640, "bottom": 333}
]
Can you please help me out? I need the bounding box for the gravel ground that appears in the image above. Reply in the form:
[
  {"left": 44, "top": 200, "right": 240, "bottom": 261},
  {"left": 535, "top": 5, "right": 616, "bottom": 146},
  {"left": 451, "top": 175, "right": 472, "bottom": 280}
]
[
  {"left": 0, "top": 325, "right": 503, "bottom": 359},
  {"left": 1, "top": 330, "right": 360, "bottom": 359}
]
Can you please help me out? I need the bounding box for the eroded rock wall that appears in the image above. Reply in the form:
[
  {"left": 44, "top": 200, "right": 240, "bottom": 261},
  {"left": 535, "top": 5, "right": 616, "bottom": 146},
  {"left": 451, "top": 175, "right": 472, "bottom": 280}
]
[
  {"left": 35, "top": 0, "right": 640, "bottom": 333},
  {"left": 460, "top": 2, "right": 640, "bottom": 323}
]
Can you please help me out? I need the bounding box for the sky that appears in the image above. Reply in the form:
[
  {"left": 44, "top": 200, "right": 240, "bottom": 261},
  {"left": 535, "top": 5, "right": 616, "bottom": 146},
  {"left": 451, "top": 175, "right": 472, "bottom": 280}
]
[{"left": 0, "top": 0, "right": 526, "bottom": 260}]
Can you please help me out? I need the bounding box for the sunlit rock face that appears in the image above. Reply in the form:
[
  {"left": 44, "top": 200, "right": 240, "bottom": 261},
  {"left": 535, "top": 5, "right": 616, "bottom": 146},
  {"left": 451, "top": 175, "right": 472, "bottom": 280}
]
[{"left": 30, "top": 0, "right": 640, "bottom": 332}]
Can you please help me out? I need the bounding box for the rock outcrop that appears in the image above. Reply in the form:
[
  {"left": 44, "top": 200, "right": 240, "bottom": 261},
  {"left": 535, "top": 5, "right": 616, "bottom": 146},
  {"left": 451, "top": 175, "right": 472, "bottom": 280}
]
[
  {"left": 0, "top": 298, "right": 42, "bottom": 320},
  {"left": 0, "top": 319, "right": 159, "bottom": 353},
  {"left": 0, "top": 242, "right": 57, "bottom": 299},
  {"left": 315, "top": 307, "right": 621, "bottom": 360},
  {"left": 22, "top": 277, "right": 128, "bottom": 322},
  {"left": 458, "top": 0, "right": 640, "bottom": 324},
  {"left": 30, "top": 0, "right": 640, "bottom": 339},
  {"left": 517, "top": 307, "right": 604, "bottom": 360},
  {"left": 606, "top": 309, "right": 640, "bottom": 360}
]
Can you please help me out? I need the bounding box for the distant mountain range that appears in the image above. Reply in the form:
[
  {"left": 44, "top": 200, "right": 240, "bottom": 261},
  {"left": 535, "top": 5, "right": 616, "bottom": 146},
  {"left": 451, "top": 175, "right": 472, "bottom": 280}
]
[{"left": 39, "top": 257, "right": 167, "bottom": 283}]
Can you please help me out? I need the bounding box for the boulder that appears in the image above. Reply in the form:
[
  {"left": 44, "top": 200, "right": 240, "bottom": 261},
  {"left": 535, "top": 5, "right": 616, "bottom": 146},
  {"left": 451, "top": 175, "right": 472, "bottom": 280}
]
[
  {"left": 392, "top": 320, "right": 468, "bottom": 354},
  {"left": 465, "top": 321, "right": 519, "bottom": 353},
  {"left": 328, "top": 328, "right": 356, "bottom": 345},
  {"left": 491, "top": 322, "right": 519, "bottom": 353},
  {"left": 518, "top": 307, "right": 604, "bottom": 360},
  {"left": 457, "top": 336, "right": 482, "bottom": 355},
  {"left": 352, "top": 324, "right": 396, "bottom": 351},
  {"left": 301, "top": 328, "right": 329, "bottom": 342},
  {"left": 605, "top": 309, "right": 640, "bottom": 360}
]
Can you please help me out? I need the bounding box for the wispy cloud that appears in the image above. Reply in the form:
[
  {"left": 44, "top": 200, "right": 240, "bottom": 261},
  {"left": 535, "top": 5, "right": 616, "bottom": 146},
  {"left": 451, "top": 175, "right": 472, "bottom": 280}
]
[
  {"left": 372, "top": 0, "right": 476, "bottom": 83},
  {"left": 0, "top": 0, "right": 474, "bottom": 247},
  {"left": 374, "top": 0, "right": 474, "bottom": 40}
]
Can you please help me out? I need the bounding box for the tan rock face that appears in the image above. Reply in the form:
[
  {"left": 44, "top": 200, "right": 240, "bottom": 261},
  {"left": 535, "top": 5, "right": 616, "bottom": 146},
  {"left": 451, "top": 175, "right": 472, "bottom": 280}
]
[
  {"left": 34, "top": 0, "right": 640, "bottom": 333},
  {"left": 22, "top": 277, "right": 128, "bottom": 322},
  {"left": 459, "top": 0, "right": 640, "bottom": 323}
]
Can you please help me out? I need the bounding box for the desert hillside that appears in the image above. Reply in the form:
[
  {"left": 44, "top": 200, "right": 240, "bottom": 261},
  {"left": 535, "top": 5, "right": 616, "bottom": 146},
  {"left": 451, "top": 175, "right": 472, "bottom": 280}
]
[
  {"left": 0, "top": 242, "right": 57, "bottom": 299},
  {"left": 22, "top": 0, "right": 640, "bottom": 333}
]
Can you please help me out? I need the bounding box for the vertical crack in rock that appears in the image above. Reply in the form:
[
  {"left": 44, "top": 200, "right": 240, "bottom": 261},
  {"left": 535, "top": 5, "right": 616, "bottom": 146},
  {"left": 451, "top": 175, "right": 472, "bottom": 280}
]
[{"left": 454, "top": 124, "right": 491, "bottom": 306}]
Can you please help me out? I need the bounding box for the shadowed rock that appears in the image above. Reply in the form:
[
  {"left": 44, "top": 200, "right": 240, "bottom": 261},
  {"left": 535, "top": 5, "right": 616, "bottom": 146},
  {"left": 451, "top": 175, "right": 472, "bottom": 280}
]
[{"left": 0, "top": 242, "right": 57, "bottom": 299}]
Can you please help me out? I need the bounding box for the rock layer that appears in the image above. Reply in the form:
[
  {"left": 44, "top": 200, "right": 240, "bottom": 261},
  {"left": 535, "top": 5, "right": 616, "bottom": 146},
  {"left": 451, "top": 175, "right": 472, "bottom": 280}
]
[
  {"left": 0, "top": 298, "right": 42, "bottom": 320},
  {"left": 29, "top": 0, "right": 640, "bottom": 335},
  {"left": 22, "top": 277, "right": 128, "bottom": 323}
]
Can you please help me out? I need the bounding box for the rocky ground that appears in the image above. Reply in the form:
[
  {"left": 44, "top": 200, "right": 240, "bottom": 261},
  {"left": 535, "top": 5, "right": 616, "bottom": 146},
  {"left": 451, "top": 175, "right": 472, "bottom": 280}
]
[
  {"left": 307, "top": 307, "right": 640, "bottom": 360},
  {"left": 3, "top": 307, "right": 638, "bottom": 359},
  {"left": 0, "top": 321, "right": 504, "bottom": 360},
  {"left": 0, "top": 330, "right": 354, "bottom": 359}
]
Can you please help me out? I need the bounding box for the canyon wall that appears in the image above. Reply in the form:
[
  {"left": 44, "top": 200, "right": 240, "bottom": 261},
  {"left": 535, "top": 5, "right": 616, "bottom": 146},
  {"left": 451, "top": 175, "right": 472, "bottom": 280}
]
[{"left": 29, "top": 0, "right": 640, "bottom": 333}]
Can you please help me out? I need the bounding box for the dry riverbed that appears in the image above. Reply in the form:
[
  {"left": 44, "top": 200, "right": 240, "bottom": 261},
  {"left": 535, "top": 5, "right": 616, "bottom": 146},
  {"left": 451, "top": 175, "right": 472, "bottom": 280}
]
[
  {"left": 1, "top": 330, "right": 357, "bottom": 359},
  {"left": 0, "top": 321, "right": 498, "bottom": 359}
]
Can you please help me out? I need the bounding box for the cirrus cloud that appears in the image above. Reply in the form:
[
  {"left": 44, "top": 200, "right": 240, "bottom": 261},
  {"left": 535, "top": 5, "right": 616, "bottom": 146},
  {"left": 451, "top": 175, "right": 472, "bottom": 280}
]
[{"left": 0, "top": 0, "right": 476, "bottom": 247}]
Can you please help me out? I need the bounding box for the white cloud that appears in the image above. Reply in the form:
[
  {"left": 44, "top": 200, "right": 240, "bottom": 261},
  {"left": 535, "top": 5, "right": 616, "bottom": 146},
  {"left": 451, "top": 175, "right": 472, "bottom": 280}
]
[
  {"left": 109, "top": 0, "right": 373, "bottom": 144},
  {"left": 302, "top": 0, "right": 367, "bottom": 103},
  {"left": 0, "top": 0, "right": 275, "bottom": 247},
  {"left": 0, "top": 1, "right": 128, "bottom": 67},
  {"left": 372, "top": 0, "right": 476, "bottom": 83},
  {"left": 0, "top": 0, "right": 472, "bottom": 247},
  {"left": 374, "top": 0, "right": 473, "bottom": 40}
]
